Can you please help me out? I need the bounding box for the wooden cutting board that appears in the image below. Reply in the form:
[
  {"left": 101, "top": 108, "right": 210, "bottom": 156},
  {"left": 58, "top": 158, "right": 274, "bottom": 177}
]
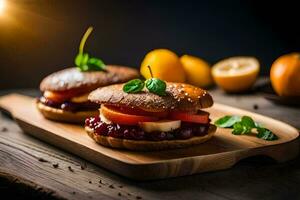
[{"left": 0, "top": 94, "right": 299, "bottom": 180}]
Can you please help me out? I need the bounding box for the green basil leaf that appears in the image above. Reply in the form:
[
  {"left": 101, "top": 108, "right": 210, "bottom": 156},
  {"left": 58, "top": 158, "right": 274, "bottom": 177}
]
[
  {"left": 75, "top": 53, "right": 89, "bottom": 67},
  {"left": 232, "top": 121, "right": 252, "bottom": 135},
  {"left": 75, "top": 53, "right": 89, "bottom": 71},
  {"left": 214, "top": 115, "right": 241, "bottom": 128},
  {"left": 75, "top": 27, "right": 106, "bottom": 72},
  {"left": 87, "top": 57, "right": 106, "bottom": 71},
  {"left": 82, "top": 53, "right": 89, "bottom": 65},
  {"left": 257, "top": 127, "right": 278, "bottom": 141},
  {"left": 123, "top": 79, "right": 145, "bottom": 93},
  {"left": 75, "top": 53, "right": 83, "bottom": 66},
  {"left": 241, "top": 116, "right": 256, "bottom": 129},
  {"left": 75, "top": 53, "right": 106, "bottom": 72},
  {"left": 216, "top": 114, "right": 279, "bottom": 141},
  {"left": 145, "top": 78, "right": 166, "bottom": 96},
  {"left": 232, "top": 122, "right": 244, "bottom": 135}
]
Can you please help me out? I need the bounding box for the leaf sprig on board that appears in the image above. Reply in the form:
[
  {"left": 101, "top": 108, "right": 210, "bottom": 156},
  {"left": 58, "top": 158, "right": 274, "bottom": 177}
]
[
  {"left": 75, "top": 26, "right": 106, "bottom": 72},
  {"left": 123, "top": 66, "right": 166, "bottom": 96},
  {"left": 214, "top": 115, "right": 278, "bottom": 141}
]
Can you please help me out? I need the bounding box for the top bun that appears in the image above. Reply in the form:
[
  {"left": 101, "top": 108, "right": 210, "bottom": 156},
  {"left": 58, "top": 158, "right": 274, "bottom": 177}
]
[
  {"left": 40, "top": 65, "right": 139, "bottom": 92},
  {"left": 89, "top": 82, "right": 213, "bottom": 112}
]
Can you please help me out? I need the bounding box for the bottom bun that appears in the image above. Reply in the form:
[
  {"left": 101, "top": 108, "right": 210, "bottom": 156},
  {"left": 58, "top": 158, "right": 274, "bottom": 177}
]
[
  {"left": 37, "top": 102, "right": 99, "bottom": 123},
  {"left": 85, "top": 125, "right": 216, "bottom": 151}
]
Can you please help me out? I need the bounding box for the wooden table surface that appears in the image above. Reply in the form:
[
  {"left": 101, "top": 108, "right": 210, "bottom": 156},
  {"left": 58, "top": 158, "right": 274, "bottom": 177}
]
[{"left": 0, "top": 85, "right": 299, "bottom": 200}]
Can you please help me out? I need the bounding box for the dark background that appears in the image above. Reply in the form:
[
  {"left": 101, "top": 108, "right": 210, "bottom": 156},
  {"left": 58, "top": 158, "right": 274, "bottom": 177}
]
[{"left": 0, "top": 0, "right": 299, "bottom": 90}]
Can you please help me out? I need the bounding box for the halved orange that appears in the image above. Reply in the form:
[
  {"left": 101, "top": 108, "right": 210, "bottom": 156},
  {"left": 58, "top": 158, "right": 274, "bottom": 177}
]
[{"left": 212, "top": 57, "right": 259, "bottom": 92}]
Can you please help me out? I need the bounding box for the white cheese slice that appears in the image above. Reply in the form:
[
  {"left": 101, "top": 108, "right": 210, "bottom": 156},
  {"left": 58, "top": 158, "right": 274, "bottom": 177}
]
[{"left": 139, "top": 120, "right": 181, "bottom": 133}]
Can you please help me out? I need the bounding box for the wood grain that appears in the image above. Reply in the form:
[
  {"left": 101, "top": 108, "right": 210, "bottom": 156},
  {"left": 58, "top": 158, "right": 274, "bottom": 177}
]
[
  {"left": 0, "top": 94, "right": 298, "bottom": 180},
  {"left": 0, "top": 115, "right": 151, "bottom": 200},
  {"left": 1, "top": 118, "right": 300, "bottom": 200},
  {"left": 1, "top": 87, "right": 300, "bottom": 200}
]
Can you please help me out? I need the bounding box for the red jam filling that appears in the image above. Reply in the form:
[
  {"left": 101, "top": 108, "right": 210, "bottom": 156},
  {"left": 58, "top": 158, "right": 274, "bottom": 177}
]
[
  {"left": 85, "top": 116, "right": 210, "bottom": 141},
  {"left": 38, "top": 96, "right": 99, "bottom": 112}
]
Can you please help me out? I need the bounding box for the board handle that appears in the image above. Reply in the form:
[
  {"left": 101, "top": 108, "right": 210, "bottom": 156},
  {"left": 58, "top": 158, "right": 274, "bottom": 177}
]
[
  {"left": 236, "top": 138, "right": 299, "bottom": 164},
  {"left": 0, "top": 93, "right": 34, "bottom": 115}
]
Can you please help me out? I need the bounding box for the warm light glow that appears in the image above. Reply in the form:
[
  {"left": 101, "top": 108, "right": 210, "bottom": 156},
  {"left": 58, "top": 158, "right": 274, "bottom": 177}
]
[{"left": 0, "top": 0, "right": 6, "bottom": 15}]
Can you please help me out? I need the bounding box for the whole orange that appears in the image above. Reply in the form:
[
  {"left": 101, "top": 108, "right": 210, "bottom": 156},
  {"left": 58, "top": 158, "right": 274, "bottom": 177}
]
[
  {"left": 140, "top": 49, "right": 186, "bottom": 82},
  {"left": 180, "top": 55, "right": 213, "bottom": 88},
  {"left": 270, "top": 53, "right": 300, "bottom": 96}
]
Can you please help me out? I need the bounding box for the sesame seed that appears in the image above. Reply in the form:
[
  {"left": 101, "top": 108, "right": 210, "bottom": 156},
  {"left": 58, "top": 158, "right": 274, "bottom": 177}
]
[{"left": 185, "top": 93, "right": 188, "bottom": 96}]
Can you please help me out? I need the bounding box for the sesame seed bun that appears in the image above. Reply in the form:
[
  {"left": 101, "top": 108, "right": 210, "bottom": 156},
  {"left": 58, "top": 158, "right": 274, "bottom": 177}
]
[
  {"left": 37, "top": 65, "right": 138, "bottom": 123},
  {"left": 40, "top": 65, "right": 139, "bottom": 93},
  {"left": 85, "top": 125, "right": 216, "bottom": 151},
  {"left": 88, "top": 82, "right": 213, "bottom": 112}
]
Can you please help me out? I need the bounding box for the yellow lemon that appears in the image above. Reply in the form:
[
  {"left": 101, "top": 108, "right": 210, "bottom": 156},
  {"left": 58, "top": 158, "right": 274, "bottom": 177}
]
[
  {"left": 140, "top": 49, "right": 186, "bottom": 82},
  {"left": 180, "top": 55, "right": 213, "bottom": 88},
  {"left": 212, "top": 57, "right": 259, "bottom": 92}
]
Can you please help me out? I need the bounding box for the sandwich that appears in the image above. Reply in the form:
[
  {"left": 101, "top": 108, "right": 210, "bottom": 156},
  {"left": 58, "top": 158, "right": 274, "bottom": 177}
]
[
  {"left": 37, "top": 26, "right": 139, "bottom": 123},
  {"left": 85, "top": 81, "right": 216, "bottom": 151},
  {"left": 37, "top": 66, "right": 139, "bottom": 123}
]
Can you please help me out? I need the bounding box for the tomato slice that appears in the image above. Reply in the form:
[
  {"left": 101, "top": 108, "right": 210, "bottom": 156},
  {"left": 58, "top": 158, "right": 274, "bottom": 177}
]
[
  {"left": 169, "top": 110, "right": 209, "bottom": 124},
  {"left": 44, "top": 90, "right": 81, "bottom": 102},
  {"left": 101, "top": 105, "right": 159, "bottom": 125},
  {"left": 109, "top": 106, "right": 169, "bottom": 118}
]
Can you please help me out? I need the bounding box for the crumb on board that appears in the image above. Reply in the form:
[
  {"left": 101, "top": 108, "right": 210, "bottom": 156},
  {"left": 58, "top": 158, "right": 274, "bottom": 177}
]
[
  {"left": 68, "top": 166, "right": 74, "bottom": 172},
  {"left": 109, "top": 184, "right": 114, "bottom": 189},
  {"left": 52, "top": 163, "right": 59, "bottom": 168},
  {"left": 38, "top": 158, "right": 48, "bottom": 162}
]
